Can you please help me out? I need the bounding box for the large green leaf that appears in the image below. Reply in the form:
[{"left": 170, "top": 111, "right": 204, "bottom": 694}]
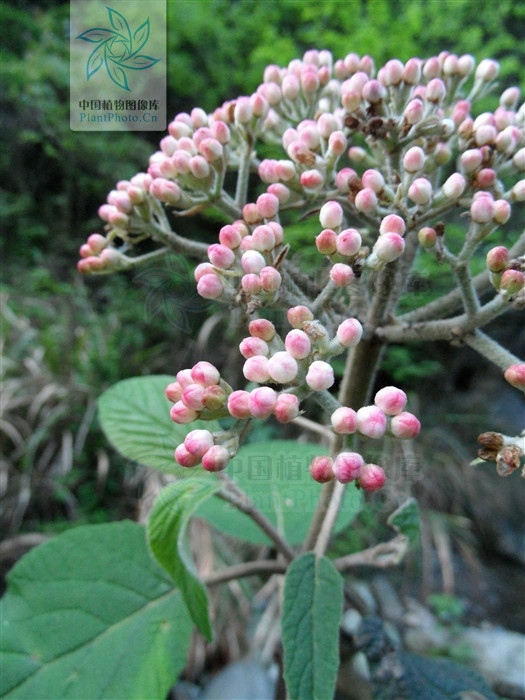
[
  {"left": 0, "top": 521, "right": 192, "bottom": 700},
  {"left": 148, "top": 479, "right": 220, "bottom": 641},
  {"left": 98, "top": 375, "right": 219, "bottom": 474},
  {"left": 197, "top": 441, "right": 362, "bottom": 545},
  {"left": 282, "top": 553, "right": 343, "bottom": 700}
]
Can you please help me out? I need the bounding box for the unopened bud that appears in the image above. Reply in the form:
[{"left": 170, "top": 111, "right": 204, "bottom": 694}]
[
  {"left": 227, "top": 390, "right": 251, "bottom": 419},
  {"left": 192, "top": 361, "right": 221, "bottom": 387},
  {"left": 243, "top": 355, "right": 270, "bottom": 383},
  {"left": 165, "top": 381, "right": 183, "bottom": 403},
  {"left": 319, "top": 201, "right": 343, "bottom": 229},
  {"left": 285, "top": 329, "right": 311, "bottom": 359},
  {"left": 408, "top": 178, "right": 433, "bottom": 205},
  {"left": 239, "top": 337, "right": 270, "bottom": 359},
  {"left": 249, "top": 319, "right": 276, "bottom": 341},
  {"left": 175, "top": 444, "right": 201, "bottom": 468},
  {"left": 403, "top": 147, "right": 425, "bottom": 173},
  {"left": 390, "top": 411, "right": 421, "bottom": 439},
  {"left": 418, "top": 227, "right": 437, "bottom": 248},
  {"left": 316, "top": 229, "right": 338, "bottom": 255},
  {"left": 330, "top": 263, "right": 354, "bottom": 287},
  {"left": 336, "top": 318, "right": 363, "bottom": 347},
  {"left": 358, "top": 463, "right": 386, "bottom": 492},
  {"left": 331, "top": 407, "right": 357, "bottom": 434},
  {"left": 306, "top": 360, "right": 334, "bottom": 391},
  {"left": 374, "top": 386, "right": 407, "bottom": 416},
  {"left": 274, "top": 393, "right": 300, "bottom": 423},
  {"left": 355, "top": 188, "right": 378, "bottom": 213},
  {"left": 170, "top": 401, "right": 198, "bottom": 425},
  {"left": 182, "top": 383, "right": 206, "bottom": 410},
  {"left": 184, "top": 429, "right": 214, "bottom": 457},
  {"left": 268, "top": 351, "right": 299, "bottom": 384},
  {"left": 249, "top": 386, "right": 277, "bottom": 418},
  {"left": 373, "top": 232, "right": 405, "bottom": 263},
  {"left": 333, "top": 452, "right": 364, "bottom": 483},
  {"left": 356, "top": 405, "right": 387, "bottom": 439},
  {"left": 504, "top": 364, "right": 525, "bottom": 391},
  {"left": 500, "top": 269, "right": 524, "bottom": 297},
  {"left": 288, "top": 305, "right": 314, "bottom": 328},
  {"left": 309, "top": 456, "right": 335, "bottom": 483},
  {"left": 202, "top": 445, "right": 230, "bottom": 472}
]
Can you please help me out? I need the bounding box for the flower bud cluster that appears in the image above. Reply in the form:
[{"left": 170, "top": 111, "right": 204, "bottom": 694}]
[
  {"left": 485, "top": 245, "right": 525, "bottom": 299},
  {"left": 310, "top": 387, "right": 420, "bottom": 491},
  {"left": 77, "top": 233, "right": 123, "bottom": 274},
  {"left": 166, "top": 361, "right": 229, "bottom": 424}
]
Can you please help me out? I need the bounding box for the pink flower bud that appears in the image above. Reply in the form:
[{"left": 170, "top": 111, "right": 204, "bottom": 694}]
[
  {"left": 418, "top": 227, "right": 437, "bottom": 248},
  {"left": 390, "top": 411, "right": 421, "bottom": 439},
  {"left": 362, "top": 79, "right": 386, "bottom": 103},
  {"left": 319, "top": 201, "right": 343, "bottom": 229},
  {"left": 356, "top": 405, "right": 387, "bottom": 439},
  {"left": 87, "top": 233, "right": 107, "bottom": 253},
  {"left": 79, "top": 244, "right": 93, "bottom": 259},
  {"left": 362, "top": 169, "right": 385, "bottom": 194},
  {"left": 330, "top": 263, "right": 354, "bottom": 287},
  {"left": 335, "top": 229, "right": 361, "bottom": 257},
  {"left": 475, "top": 124, "right": 497, "bottom": 147},
  {"left": 189, "top": 155, "right": 210, "bottom": 179},
  {"left": 256, "top": 193, "right": 280, "bottom": 219},
  {"left": 170, "top": 401, "right": 198, "bottom": 425},
  {"left": 475, "top": 58, "right": 499, "bottom": 82},
  {"left": 282, "top": 74, "right": 300, "bottom": 100},
  {"left": 426, "top": 78, "right": 446, "bottom": 103},
  {"left": 442, "top": 173, "right": 466, "bottom": 199},
  {"left": 333, "top": 452, "right": 364, "bottom": 483},
  {"left": 210, "top": 120, "right": 230, "bottom": 144},
  {"left": 408, "top": 178, "right": 432, "bottom": 205},
  {"left": 274, "top": 393, "right": 300, "bottom": 423},
  {"left": 475, "top": 168, "right": 496, "bottom": 189},
  {"left": 486, "top": 246, "right": 509, "bottom": 272},
  {"left": 513, "top": 149, "right": 525, "bottom": 171},
  {"left": 373, "top": 232, "right": 405, "bottom": 263},
  {"left": 252, "top": 225, "right": 276, "bottom": 252},
  {"left": 219, "top": 225, "right": 242, "bottom": 250},
  {"left": 202, "top": 385, "right": 227, "bottom": 411},
  {"left": 336, "top": 318, "right": 363, "bottom": 347},
  {"left": 202, "top": 445, "right": 230, "bottom": 472},
  {"left": 470, "top": 195, "right": 494, "bottom": 223},
  {"left": 317, "top": 113, "right": 339, "bottom": 138},
  {"left": 492, "top": 200, "right": 511, "bottom": 224},
  {"left": 504, "top": 364, "right": 525, "bottom": 391},
  {"left": 176, "top": 369, "right": 194, "bottom": 389},
  {"left": 512, "top": 180, "right": 525, "bottom": 202},
  {"left": 249, "top": 319, "right": 276, "bottom": 341},
  {"left": 260, "top": 266, "right": 282, "bottom": 293},
  {"left": 240, "top": 251, "right": 264, "bottom": 275},
  {"left": 500, "top": 269, "right": 524, "bottom": 296},
  {"left": 197, "top": 273, "right": 224, "bottom": 300},
  {"left": 241, "top": 273, "right": 262, "bottom": 295},
  {"left": 267, "top": 183, "right": 291, "bottom": 203},
  {"left": 249, "top": 386, "right": 277, "bottom": 418},
  {"left": 227, "top": 390, "right": 251, "bottom": 419},
  {"left": 288, "top": 306, "right": 314, "bottom": 329},
  {"left": 328, "top": 131, "right": 348, "bottom": 155},
  {"left": 383, "top": 58, "right": 404, "bottom": 85},
  {"left": 301, "top": 169, "right": 324, "bottom": 189},
  {"left": 239, "top": 337, "right": 269, "bottom": 359},
  {"left": 182, "top": 383, "right": 206, "bottom": 410},
  {"left": 403, "top": 147, "right": 425, "bottom": 173},
  {"left": 184, "top": 429, "right": 214, "bottom": 457},
  {"left": 309, "top": 456, "right": 334, "bottom": 483},
  {"left": 242, "top": 203, "right": 261, "bottom": 225},
  {"left": 175, "top": 444, "right": 201, "bottom": 468},
  {"left": 251, "top": 93, "right": 269, "bottom": 118},
  {"left": 335, "top": 168, "right": 357, "bottom": 193},
  {"left": 458, "top": 54, "right": 475, "bottom": 77},
  {"left": 268, "top": 351, "right": 299, "bottom": 384},
  {"left": 165, "top": 381, "right": 183, "bottom": 403},
  {"left": 191, "top": 361, "right": 220, "bottom": 387},
  {"left": 331, "top": 407, "right": 357, "bottom": 434},
  {"left": 285, "top": 329, "right": 311, "bottom": 359},
  {"left": 402, "top": 58, "right": 421, "bottom": 84},
  {"left": 374, "top": 386, "right": 407, "bottom": 416},
  {"left": 208, "top": 243, "right": 235, "bottom": 269},
  {"left": 316, "top": 228, "right": 338, "bottom": 255},
  {"left": 358, "top": 463, "right": 386, "bottom": 492},
  {"left": 460, "top": 149, "right": 483, "bottom": 174},
  {"left": 243, "top": 355, "right": 270, "bottom": 383},
  {"left": 195, "top": 262, "right": 217, "bottom": 280},
  {"left": 458, "top": 118, "right": 473, "bottom": 139},
  {"left": 306, "top": 360, "right": 334, "bottom": 391},
  {"left": 234, "top": 97, "right": 253, "bottom": 124},
  {"left": 199, "top": 138, "right": 223, "bottom": 162},
  {"left": 355, "top": 188, "right": 378, "bottom": 213},
  {"left": 342, "top": 89, "right": 361, "bottom": 112},
  {"left": 348, "top": 146, "right": 366, "bottom": 163},
  {"left": 404, "top": 99, "right": 424, "bottom": 125},
  {"left": 379, "top": 215, "right": 406, "bottom": 236}
]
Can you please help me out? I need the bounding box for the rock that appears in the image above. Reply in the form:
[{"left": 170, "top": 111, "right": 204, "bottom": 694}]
[{"left": 200, "top": 660, "right": 275, "bottom": 700}]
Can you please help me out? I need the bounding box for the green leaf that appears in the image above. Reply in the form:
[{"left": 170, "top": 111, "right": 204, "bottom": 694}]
[
  {"left": 148, "top": 479, "right": 219, "bottom": 641},
  {"left": 387, "top": 497, "right": 420, "bottom": 546},
  {"left": 97, "top": 375, "right": 219, "bottom": 475},
  {"left": 197, "top": 440, "right": 362, "bottom": 545},
  {"left": 0, "top": 521, "right": 192, "bottom": 700},
  {"left": 282, "top": 553, "right": 343, "bottom": 700}
]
